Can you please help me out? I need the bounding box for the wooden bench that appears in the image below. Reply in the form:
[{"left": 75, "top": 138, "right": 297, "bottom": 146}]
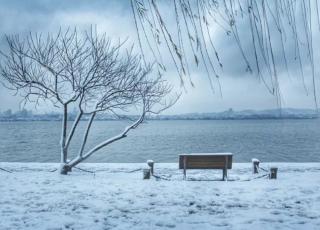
[{"left": 179, "top": 153, "right": 233, "bottom": 180}]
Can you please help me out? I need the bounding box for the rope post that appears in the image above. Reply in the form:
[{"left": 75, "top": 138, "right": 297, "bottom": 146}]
[
  {"left": 269, "top": 167, "right": 278, "bottom": 179},
  {"left": 143, "top": 168, "right": 151, "bottom": 179},
  {"left": 252, "top": 158, "right": 260, "bottom": 174},
  {"left": 147, "top": 160, "right": 154, "bottom": 175}
]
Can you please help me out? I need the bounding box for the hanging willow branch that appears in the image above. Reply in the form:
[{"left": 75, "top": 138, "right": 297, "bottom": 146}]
[{"left": 132, "top": 0, "right": 320, "bottom": 106}]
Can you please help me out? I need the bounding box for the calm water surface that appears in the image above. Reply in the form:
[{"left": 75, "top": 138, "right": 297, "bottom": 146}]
[{"left": 0, "top": 119, "right": 319, "bottom": 162}]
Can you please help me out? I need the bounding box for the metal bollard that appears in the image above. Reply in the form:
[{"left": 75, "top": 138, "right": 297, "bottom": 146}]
[
  {"left": 269, "top": 167, "right": 278, "bottom": 179},
  {"left": 147, "top": 160, "right": 154, "bottom": 175},
  {"left": 143, "top": 168, "right": 151, "bottom": 179},
  {"left": 252, "top": 158, "right": 260, "bottom": 174}
]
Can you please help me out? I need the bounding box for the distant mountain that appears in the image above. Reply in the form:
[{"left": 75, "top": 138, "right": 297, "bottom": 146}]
[{"left": 0, "top": 108, "right": 318, "bottom": 121}]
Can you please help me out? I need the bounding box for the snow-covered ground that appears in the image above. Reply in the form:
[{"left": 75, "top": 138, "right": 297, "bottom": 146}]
[{"left": 1, "top": 162, "right": 320, "bottom": 230}]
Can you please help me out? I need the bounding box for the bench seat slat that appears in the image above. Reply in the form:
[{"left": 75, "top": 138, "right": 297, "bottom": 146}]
[{"left": 187, "top": 162, "right": 226, "bottom": 168}]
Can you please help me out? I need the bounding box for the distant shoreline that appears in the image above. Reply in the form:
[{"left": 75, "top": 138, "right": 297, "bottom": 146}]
[
  {"left": 0, "top": 108, "right": 318, "bottom": 121},
  {"left": 0, "top": 117, "right": 318, "bottom": 122}
]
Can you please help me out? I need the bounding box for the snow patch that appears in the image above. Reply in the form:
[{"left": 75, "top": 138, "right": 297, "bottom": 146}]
[{"left": 0, "top": 162, "right": 320, "bottom": 229}]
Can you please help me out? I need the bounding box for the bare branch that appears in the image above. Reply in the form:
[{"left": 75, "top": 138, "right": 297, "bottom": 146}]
[{"left": 0, "top": 27, "right": 177, "bottom": 174}]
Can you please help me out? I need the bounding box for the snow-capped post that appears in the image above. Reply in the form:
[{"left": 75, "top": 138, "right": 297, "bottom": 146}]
[
  {"left": 0, "top": 27, "right": 180, "bottom": 175},
  {"left": 147, "top": 160, "right": 154, "bottom": 175},
  {"left": 143, "top": 168, "right": 151, "bottom": 179},
  {"left": 269, "top": 167, "right": 278, "bottom": 179},
  {"left": 252, "top": 158, "right": 260, "bottom": 174}
]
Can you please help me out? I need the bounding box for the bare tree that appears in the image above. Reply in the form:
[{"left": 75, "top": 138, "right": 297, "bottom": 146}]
[{"left": 0, "top": 28, "right": 178, "bottom": 174}]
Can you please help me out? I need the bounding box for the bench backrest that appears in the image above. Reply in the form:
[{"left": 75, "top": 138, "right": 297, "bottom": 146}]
[{"left": 179, "top": 154, "right": 232, "bottom": 169}]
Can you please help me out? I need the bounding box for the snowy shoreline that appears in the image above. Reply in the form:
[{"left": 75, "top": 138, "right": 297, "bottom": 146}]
[{"left": 1, "top": 162, "right": 320, "bottom": 229}]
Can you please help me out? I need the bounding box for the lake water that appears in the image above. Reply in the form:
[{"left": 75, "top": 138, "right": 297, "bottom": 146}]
[{"left": 0, "top": 119, "right": 320, "bottom": 163}]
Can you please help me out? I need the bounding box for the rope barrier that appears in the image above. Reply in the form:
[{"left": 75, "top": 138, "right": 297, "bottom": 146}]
[
  {"left": 259, "top": 166, "right": 269, "bottom": 173},
  {"left": 74, "top": 166, "right": 95, "bottom": 174},
  {"left": 152, "top": 174, "right": 171, "bottom": 181},
  {"left": 126, "top": 168, "right": 142, "bottom": 173},
  {"left": 0, "top": 167, "right": 12, "bottom": 173},
  {"left": 240, "top": 173, "right": 269, "bottom": 182}
]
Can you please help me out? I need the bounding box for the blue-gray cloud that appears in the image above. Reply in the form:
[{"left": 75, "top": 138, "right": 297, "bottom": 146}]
[{"left": 0, "top": 0, "right": 317, "bottom": 114}]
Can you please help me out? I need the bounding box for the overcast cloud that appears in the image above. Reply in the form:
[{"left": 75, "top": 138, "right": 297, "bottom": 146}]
[{"left": 0, "top": 0, "right": 317, "bottom": 114}]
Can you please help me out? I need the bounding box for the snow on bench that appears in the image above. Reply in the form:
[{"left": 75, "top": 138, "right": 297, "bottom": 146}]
[{"left": 179, "top": 153, "right": 233, "bottom": 180}]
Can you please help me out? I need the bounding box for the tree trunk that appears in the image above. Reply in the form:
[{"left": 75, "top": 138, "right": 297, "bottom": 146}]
[
  {"left": 60, "top": 104, "right": 68, "bottom": 174},
  {"left": 60, "top": 164, "right": 72, "bottom": 175},
  {"left": 62, "top": 112, "right": 145, "bottom": 174},
  {"left": 78, "top": 112, "right": 96, "bottom": 157}
]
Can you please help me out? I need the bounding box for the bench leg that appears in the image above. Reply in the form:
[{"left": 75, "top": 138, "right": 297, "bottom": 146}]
[
  {"left": 183, "top": 156, "right": 187, "bottom": 180},
  {"left": 222, "top": 169, "right": 228, "bottom": 181},
  {"left": 224, "top": 155, "right": 228, "bottom": 181}
]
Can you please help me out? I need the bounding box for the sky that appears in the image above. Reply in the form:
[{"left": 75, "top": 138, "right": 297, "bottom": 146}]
[{"left": 0, "top": 0, "right": 317, "bottom": 114}]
